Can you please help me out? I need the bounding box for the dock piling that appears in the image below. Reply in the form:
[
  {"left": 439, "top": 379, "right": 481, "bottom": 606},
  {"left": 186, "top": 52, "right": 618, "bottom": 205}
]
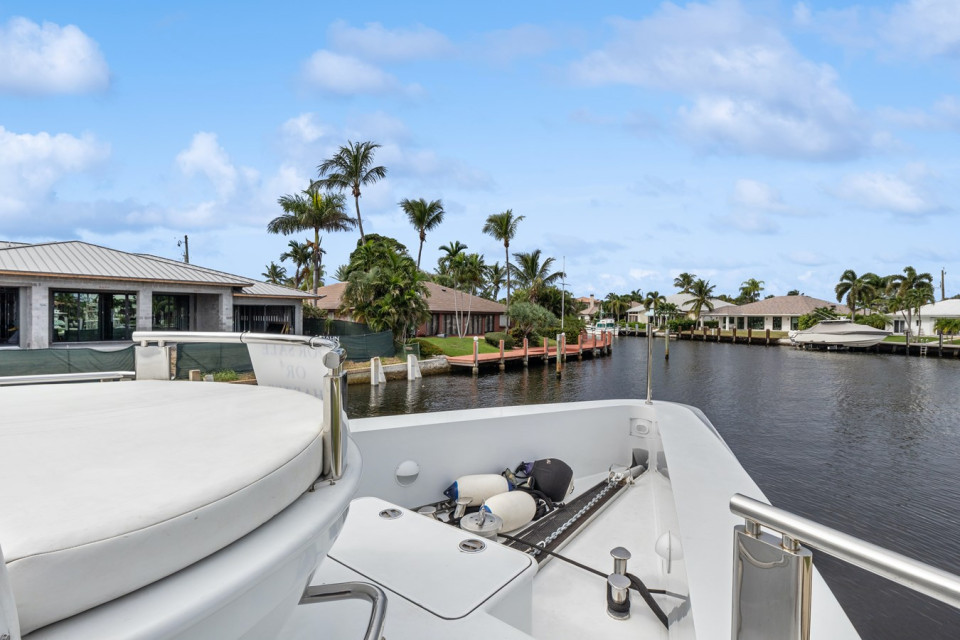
[{"left": 499, "top": 339, "right": 505, "bottom": 371}]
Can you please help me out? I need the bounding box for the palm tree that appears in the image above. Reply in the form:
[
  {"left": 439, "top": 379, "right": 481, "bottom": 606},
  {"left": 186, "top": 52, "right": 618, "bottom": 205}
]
[
  {"left": 834, "top": 270, "right": 877, "bottom": 318},
  {"left": 643, "top": 290, "right": 666, "bottom": 325},
  {"left": 673, "top": 273, "right": 697, "bottom": 294},
  {"left": 604, "top": 292, "right": 629, "bottom": 324},
  {"left": 262, "top": 262, "right": 287, "bottom": 285},
  {"left": 738, "top": 278, "right": 765, "bottom": 303},
  {"left": 889, "top": 266, "right": 935, "bottom": 335},
  {"left": 400, "top": 197, "right": 445, "bottom": 269},
  {"left": 482, "top": 210, "right": 524, "bottom": 325},
  {"left": 268, "top": 185, "right": 354, "bottom": 297},
  {"left": 687, "top": 279, "right": 716, "bottom": 325},
  {"left": 485, "top": 262, "right": 506, "bottom": 301},
  {"left": 280, "top": 240, "right": 313, "bottom": 290},
  {"left": 316, "top": 140, "right": 387, "bottom": 243},
  {"left": 437, "top": 241, "right": 468, "bottom": 276},
  {"left": 511, "top": 249, "right": 564, "bottom": 305}
]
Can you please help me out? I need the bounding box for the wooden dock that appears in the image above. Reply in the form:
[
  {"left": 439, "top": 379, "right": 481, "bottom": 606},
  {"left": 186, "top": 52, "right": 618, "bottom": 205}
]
[{"left": 447, "top": 333, "right": 613, "bottom": 373}]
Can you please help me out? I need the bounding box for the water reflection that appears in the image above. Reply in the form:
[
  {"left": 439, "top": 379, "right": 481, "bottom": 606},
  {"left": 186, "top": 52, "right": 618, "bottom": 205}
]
[{"left": 347, "top": 338, "right": 960, "bottom": 638}]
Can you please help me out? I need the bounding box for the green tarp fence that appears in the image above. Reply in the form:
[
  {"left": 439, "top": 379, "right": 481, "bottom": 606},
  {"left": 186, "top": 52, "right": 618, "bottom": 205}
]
[
  {"left": 174, "top": 329, "right": 396, "bottom": 378},
  {"left": 0, "top": 346, "right": 135, "bottom": 377},
  {"left": 302, "top": 318, "right": 376, "bottom": 336}
]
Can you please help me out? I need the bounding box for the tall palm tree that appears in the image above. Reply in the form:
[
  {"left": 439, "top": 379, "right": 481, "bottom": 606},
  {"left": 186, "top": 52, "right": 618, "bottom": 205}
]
[
  {"left": 605, "top": 292, "right": 628, "bottom": 323},
  {"left": 511, "top": 249, "right": 564, "bottom": 305},
  {"left": 280, "top": 240, "right": 313, "bottom": 290},
  {"left": 739, "top": 278, "right": 765, "bottom": 303},
  {"left": 643, "top": 290, "right": 666, "bottom": 325},
  {"left": 673, "top": 273, "right": 697, "bottom": 294},
  {"left": 268, "top": 185, "right": 354, "bottom": 297},
  {"left": 437, "top": 241, "right": 468, "bottom": 276},
  {"left": 485, "top": 262, "right": 506, "bottom": 301},
  {"left": 400, "top": 197, "right": 445, "bottom": 269},
  {"left": 482, "top": 210, "right": 524, "bottom": 325},
  {"left": 889, "top": 266, "right": 934, "bottom": 335},
  {"left": 834, "top": 270, "right": 877, "bottom": 318},
  {"left": 687, "top": 279, "right": 716, "bottom": 325},
  {"left": 262, "top": 262, "right": 287, "bottom": 285},
  {"left": 316, "top": 140, "right": 387, "bottom": 243}
]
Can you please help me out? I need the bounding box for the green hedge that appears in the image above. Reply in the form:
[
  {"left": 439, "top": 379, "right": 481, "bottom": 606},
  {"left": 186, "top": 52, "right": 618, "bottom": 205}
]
[
  {"left": 484, "top": 332, "right": 515, "bottom": 349},
  {"left": 667, "top": 318, "right": 697, "bottom": 331},
  {"left": 411, "top": 338, "right": 444, "bottom": 357}
]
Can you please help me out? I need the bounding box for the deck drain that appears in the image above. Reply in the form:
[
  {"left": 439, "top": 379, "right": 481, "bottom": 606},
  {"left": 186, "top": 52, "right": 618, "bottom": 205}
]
[
  {"left": 379, "top": 508, "right": 403, "bottom": 519},
  {"left": 459, "top": 539, "right": 486, "bottom": 553}
]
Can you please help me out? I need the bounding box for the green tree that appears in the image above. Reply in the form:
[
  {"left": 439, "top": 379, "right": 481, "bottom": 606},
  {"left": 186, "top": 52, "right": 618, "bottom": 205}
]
[
  {"left": 280, "top": 240, "right": 313, "bottom": 290},
  {"left": 484, "top": 262, "right": 506, "bottom": 301},
  {"left": 687, "top": 278, "right": 716, "bottom": 325},
  {"left": 316, "top": 140, "right": 387, "bottom": 243},
  {"left": 738, "top": 278, "right": 765, "bottom": 304},
  {"left": 400, "top": 197, "right": 445, "bottom": 269},
  {"left": 834, "top": 270, "right": 877, "bottom": 318},
  {"left": 888, "top": 266, "right": 934, "bottom": 335},
  {"left": 339, "top": 236, "right": 429, "bottom": 344},
  {"left": 268, "top": 185, "right": 353, "bottom": 297},
  {"left": 604, "top": 292, "right": 628, "bottom": 324},
  {"left": 511, "top": 249, "right": 564, "bottom": 305},
  {"left": 673, "top": 273, "right": 696, "bottom": 294},
  {"left": 643, "top": 290, "right": 666, "bottom": 324},
  {"left": 507, "top": 301, "right": 558, "bottom": 339},
  {"left": 482, "top": 210, "right": 524, "bottom": 324},
  {"left": 262, "top": 262, "right": 287, "bottom": 284}
]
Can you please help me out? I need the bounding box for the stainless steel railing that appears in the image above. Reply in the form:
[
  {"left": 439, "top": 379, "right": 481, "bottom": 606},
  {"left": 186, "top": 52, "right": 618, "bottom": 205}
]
[
  {"left": 131, "top": 330, "right": 339, "bottom": 349},
  {"left": 300, "top": 581, "right": 387, "bottom": 640},
  {"left": 730, "top": 493, "right": 960, "bottom": 640}
]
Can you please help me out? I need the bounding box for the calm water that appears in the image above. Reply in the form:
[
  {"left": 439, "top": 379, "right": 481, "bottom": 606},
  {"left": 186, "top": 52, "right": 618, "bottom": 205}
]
[{"left": 347, "top": 338, "right": 960, "bottom": 639}]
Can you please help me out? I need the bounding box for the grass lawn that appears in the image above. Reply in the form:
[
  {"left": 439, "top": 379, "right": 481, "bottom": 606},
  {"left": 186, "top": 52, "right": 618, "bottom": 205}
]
[
  {"left": 418, "top": 336, "right": 560, "bottom": 357},
  {"left": 883, "top": 335, "right": 960, "bottom": 344}
]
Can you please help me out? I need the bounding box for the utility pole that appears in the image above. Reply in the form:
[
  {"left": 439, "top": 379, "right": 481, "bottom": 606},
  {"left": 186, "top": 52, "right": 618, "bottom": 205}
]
[
  {"left": 942, "top": 267, "right": 946, "bottom": 301},
  {"left": 178, "top": 235, "right": 190, "bottom": 263},
  {"left": 560, "top": 256, "right": 565, "bottom": 331}
]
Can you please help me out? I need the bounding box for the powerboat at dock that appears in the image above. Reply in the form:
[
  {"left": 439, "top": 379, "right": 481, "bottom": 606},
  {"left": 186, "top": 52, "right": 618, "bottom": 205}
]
[{"left": 790, "top": 319, "right": 890, "bottom": 348}]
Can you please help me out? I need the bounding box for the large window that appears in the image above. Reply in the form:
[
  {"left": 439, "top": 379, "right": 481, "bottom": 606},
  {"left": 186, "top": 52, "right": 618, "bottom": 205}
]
[
  {"left": 748, "top": 316, "right": 765, "bottom": 330},
  {"left": 234, "top": 305, "right": 293, "bottom": 333},
  {"left": 153, "top": 294, "right": 191, "bottom": 330},
  {"left": 772, "top": 317, "right": 782, "bottom": 331},
  {"left": 1, "top": 287, "right": 19, "bottom": 345},
  {"left": 53, "top": 291, "right": 137, "bottom": 342}
]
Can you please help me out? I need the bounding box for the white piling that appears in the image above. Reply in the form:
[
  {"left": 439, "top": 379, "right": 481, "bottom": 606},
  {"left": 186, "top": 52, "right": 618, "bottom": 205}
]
[
  {"left": 370, "top": 357, "right": 386, "bottom": 386},
  {"left": 407, "top": 354, "right": 422, "bottom": 380}
]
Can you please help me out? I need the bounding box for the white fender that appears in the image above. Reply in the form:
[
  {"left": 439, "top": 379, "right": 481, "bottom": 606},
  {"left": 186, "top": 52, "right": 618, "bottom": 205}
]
[
  {"left": 482, "top": 491, "right": 537, "bottom": 533},
  {"left": 444, "top": 474, "right": 510, "bottom": 507}
]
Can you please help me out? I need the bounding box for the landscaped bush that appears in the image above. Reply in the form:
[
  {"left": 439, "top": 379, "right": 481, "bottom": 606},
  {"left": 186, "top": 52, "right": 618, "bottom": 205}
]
[
  {"left": 855, "top": 315, "right": 888, "bottom": 329},
  {"left": 667, "top": 318, "right": 697, "bottom": 332},
  {"left": 212, "top": 369, "right": 239, "bottom": 382},
  {"left": 702, "top": 320, "right": 719, "bottom": 329},
  {"left": 412, "top": 338, "right": 444, "bottom": 357},
  {"left": 484, "top": 332, "right": 515, "bottom": 349}
]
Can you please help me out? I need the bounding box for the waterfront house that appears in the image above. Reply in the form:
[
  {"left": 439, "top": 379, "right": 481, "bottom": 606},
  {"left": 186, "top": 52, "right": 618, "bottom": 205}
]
[
  {"left": 0, "top": 241, "right": 313, "bottom": 349},
  {"left": 886, "top": 298, "right": 960, "bottom": 336},
  {"left": 709, "top": 295, "right": 850, "bottom": 332},
  {"left": 576, "top": 294, "right": 601, "bottom": 322},
  {"left": 311, "top": 280, "right": 507, "bottom": 337},
  {"left": 626, "top": 293, "right": 734, "bottom": 325}
]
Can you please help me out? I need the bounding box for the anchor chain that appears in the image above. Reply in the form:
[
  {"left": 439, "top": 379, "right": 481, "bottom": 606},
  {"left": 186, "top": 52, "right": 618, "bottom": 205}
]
[{"left": 534, "top": 478, "right": 620, "bottom": 552}]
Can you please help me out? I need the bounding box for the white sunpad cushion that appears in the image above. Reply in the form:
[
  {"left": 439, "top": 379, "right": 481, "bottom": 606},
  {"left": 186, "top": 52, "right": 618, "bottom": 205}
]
[{"left": 0, "top": 380, "right": 325, "bottom": 634}]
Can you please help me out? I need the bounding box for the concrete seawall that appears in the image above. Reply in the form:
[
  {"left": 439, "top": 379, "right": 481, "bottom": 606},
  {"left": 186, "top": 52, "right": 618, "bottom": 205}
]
[{"left": 345, "top": 356, "right": 450, "bottom": 385}]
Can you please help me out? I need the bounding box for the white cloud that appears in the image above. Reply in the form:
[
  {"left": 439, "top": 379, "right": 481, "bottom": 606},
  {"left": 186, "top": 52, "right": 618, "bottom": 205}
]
[
  {"left": 628, "top": 268, "right": 659, "bottom": 280},
  {"left": 569, "top": 2, "right": 867, "bottom": 159},
  {"left": 714, "top": 210, "right": 780, "bottom": 234},
  {"left": 833, "top": 166, "right": 942, "bottom": 216},
  {"left": 176, "top": 132, "right": 239, "bottom": 198},
  {"left": 792, "top": 2, "right": 812, "bottom": 27},
  {"left": 301, "top": 50, "right": 422, "bottom": 96},
  {"left": 0, "top": 17, "right": 109, "bottom": 94},
  {"left": 882, "top": 0, "right": 960, "bottom": 58},
  {"left": 732, "top": 179, "right": 788, "bottom": 212},
  {"left": 0, "top": 126, "right": 109, "bottom": 214},
  {"left": 281, "top": 113, "right": 328, "bottom": 144},
  {"left": 327, "top": 21, "right": 453, "bottom": 61},
  {"left": 476, "top": 25, "right": 558, "bottom": 64},
  {"left": 878, "top": 95, "right": 960, "bottom": 130}
]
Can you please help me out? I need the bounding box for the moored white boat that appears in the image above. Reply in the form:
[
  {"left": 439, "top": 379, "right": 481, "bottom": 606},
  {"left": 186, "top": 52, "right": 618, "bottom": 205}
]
[
  {"left": 1, "top": 331, "right": 957, "bottom": 639},
  {"left": 790, "top": 319, "right": 890, "bottom": 348}
]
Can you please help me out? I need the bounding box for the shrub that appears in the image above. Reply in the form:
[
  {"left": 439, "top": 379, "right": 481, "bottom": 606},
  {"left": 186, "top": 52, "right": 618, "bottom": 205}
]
[
  {"left": 412, "top": 338, "right": 444, "bottom": 357},
  {"left": 212, "top": 370, "right": 239, "bottom": 382},
  {"left": 855, "top": 314, "right": 888, "bottom": 329},
  {"left": 484, "top": 332, "right": 515, "bottom": 349},
  {"left": 667, "top": 318, "right": 696, "bottom": 332},
  {"left": 544, "top": 316, "right": 586, "bottom": 344},
  {"left": 702, "top": 320, "right": 719, "bottom": 329}
]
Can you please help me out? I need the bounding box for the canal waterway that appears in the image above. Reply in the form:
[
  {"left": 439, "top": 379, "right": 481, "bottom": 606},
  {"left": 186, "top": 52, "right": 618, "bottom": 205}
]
[{"left": 347, "top": 337, "right": 960, "bottom": 639}]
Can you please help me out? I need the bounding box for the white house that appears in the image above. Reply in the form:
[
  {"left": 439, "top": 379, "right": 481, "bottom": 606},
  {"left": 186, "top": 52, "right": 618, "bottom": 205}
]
[
  {"left": 710, "top": 295, "right": 850, "bottom": 332},
  {"left": 627, "top": 293, "right": 734, "bottom": 324},
  {"left": 886, "top": 298, "right": 960, "bottom": 336}
]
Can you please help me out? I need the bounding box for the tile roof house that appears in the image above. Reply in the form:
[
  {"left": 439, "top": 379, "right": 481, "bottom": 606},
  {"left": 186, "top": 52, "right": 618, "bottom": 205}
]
[
  {"left": 627, "top": 293, "right": 735, "bottom": 324},
  {"left": 709, "top": 295, "right": 850, "bottom": 331},
  {"left": 313, "top": 280, "right": 507, "bottom": 336},
  {"left": 0, "top": 241, "right": 315, "bottom": 349}
]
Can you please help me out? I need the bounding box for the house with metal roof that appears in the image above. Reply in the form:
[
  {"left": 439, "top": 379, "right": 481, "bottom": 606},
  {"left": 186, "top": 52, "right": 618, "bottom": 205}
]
[
  {"left": 0, "top": 241, "right": 315, "bottom": 349},
  {"left": 708, "top": 295, "right": 850, "bottom": 332},
  {"left": 312, "top": 280, "right": 507, "bottom": 336}
]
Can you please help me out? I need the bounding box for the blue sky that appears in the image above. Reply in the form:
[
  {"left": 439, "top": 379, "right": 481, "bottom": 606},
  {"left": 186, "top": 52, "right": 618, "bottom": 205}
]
[{"left": 2, "top": 0, "right": 958, "bottom": 300}]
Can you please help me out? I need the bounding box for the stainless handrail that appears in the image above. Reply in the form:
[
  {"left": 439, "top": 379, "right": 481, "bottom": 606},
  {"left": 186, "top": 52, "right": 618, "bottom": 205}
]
[
  {"left": 300, "top": 581, "right": 387, "bottom": 640},
  {"left": 730, "top": 493, "right": 960, "bottom": 609},
  {"left": 0, "top": 371, "right": 135, "bottom": 386},
  {"left": 131, "top": 330, "right": 338, "bottom": 348}
]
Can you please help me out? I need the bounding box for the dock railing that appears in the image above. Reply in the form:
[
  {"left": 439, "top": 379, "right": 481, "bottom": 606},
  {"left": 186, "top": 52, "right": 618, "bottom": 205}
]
[{"left": 730, "top": 493, "right": 960, "bottom": 639}]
